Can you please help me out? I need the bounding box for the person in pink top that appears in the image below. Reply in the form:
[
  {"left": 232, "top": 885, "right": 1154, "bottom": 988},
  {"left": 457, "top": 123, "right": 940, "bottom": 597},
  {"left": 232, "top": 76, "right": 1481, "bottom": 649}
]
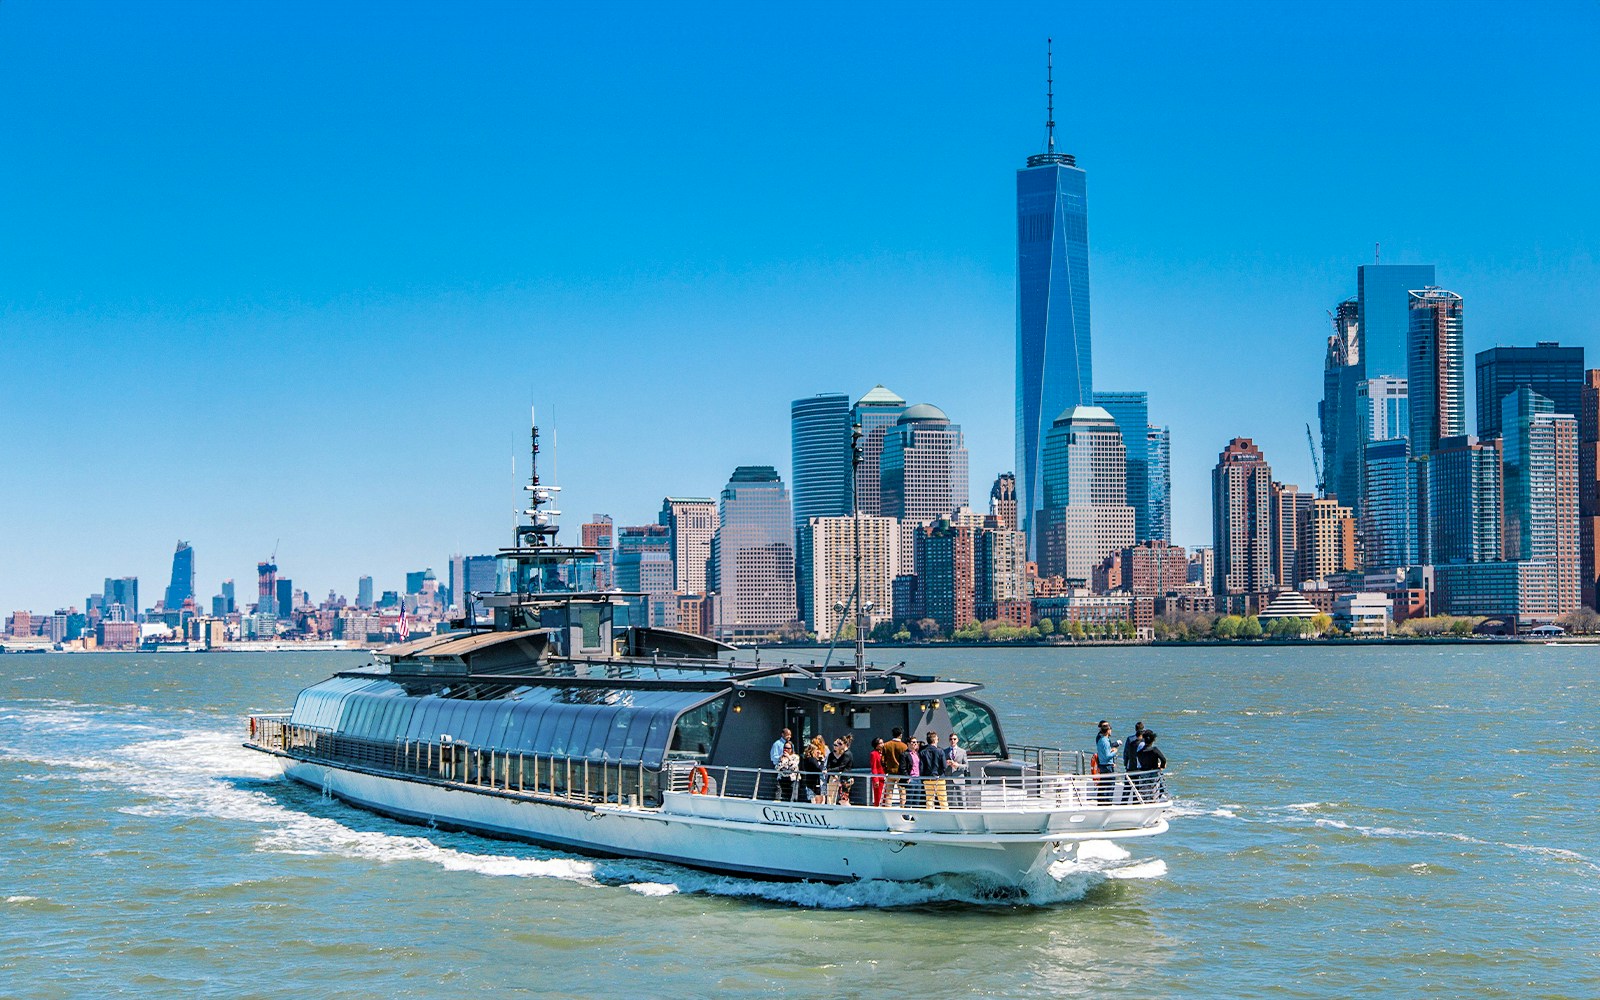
[{"left": 869, "top": 737, "right": 886, "bottom": 806}]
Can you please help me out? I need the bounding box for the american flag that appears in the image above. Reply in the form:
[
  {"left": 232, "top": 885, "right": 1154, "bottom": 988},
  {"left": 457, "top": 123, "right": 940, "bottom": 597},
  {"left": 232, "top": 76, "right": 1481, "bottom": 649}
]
[{"left": 397, "top": 604, "right": 410, "bottom": 641}]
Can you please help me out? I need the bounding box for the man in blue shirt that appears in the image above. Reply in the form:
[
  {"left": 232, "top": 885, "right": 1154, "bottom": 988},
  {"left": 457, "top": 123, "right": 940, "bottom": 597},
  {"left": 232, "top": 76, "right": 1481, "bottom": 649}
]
[
  {"left": 768, "top": 728, "right": 791, "bottom": 799},
  {"left": 1095, "top": 720, "right": 1121, "bottom": 804}
]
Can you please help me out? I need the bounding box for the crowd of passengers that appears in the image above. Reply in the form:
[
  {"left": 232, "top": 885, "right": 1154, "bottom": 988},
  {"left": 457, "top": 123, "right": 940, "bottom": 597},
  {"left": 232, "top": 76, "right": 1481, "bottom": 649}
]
[{"left": 763, "top": 721, "right": 1168, "bottom": 807}]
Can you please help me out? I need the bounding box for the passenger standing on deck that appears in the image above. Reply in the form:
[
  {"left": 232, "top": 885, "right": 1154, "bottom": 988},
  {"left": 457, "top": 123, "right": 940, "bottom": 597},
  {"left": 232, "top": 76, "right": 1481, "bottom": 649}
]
[
  {"left": 770, "top": 728, "right": 791, "bottom": 769},
  {"left": 1134, "top": 730, "right": 1167, "bottom": 797},
  {"left": 829, "top": 737, "right": 855, "bottom": 804},
  {"left": 776, "top": 742, "right": 800, "bottom": 801},
  {"left": 906, "top": 737, "right": 924, "bottom": 807},
  {"left": 920, "top": 732, "right": 949, "bottom": 809},
  {"left": 800, "top": 738, "right": 826, "bottom": 803},
  {"left": 946, "top": 732, "right": 969, "bottom": 806},
  {"left": 881, "top": 728, "right": 908, "bottom": 806},
  {"left": 869, "top": 737, "right": 887, "bottom": 806},
  {"left": 1095, "top": 720, "right": 1121, "bottom": 804},
  {"left": 1122, "top": 721, "right": 1145, "bottom": 772}
]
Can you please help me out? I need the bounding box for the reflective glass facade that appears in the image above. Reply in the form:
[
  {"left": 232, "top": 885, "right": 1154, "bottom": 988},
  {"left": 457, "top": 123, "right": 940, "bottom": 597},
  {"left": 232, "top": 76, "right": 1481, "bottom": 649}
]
[
  {"left": 711, "top": 466, "right": 796, "bottom": 636},
  {"left": 1093, "top": 392, "right": 1150, "bottom": 540},
  {"left": 1361, "top": 438, "right": 1417, "bottom": 571},
  {"left": 1359, "top": 264, "right": 1436, "bottom": 380},
  {"left": 1407, "top": 287, "right": 1466, "bottom": 458},
  {"left": 1017, "top": 159, "right": 1091, "bottom": 553},
  {"left": 790, "top": 394, "right": 853, "bottom": 626},
  {"left": 1146, "top": 425, "right": 1172, "bottom": 543},
  {"left": 289, "top": 675, "right": 726, "bottom": 767},
  {"left": 1475, "top": 343, "right": 1584, "bottom": 440}
]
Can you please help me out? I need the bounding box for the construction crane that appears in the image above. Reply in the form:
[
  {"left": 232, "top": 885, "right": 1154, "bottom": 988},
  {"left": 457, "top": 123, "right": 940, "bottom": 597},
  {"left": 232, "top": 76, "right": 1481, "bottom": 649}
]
[{"left": 1305, "top": 424, "right": 1325, "bottom": 496}]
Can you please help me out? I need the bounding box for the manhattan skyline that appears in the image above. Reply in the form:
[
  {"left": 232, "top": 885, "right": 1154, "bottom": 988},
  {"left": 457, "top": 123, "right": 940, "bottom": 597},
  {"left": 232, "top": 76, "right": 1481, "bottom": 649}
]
[{"left": 5, "top": 1, "right": 1600, "bottom": 614}]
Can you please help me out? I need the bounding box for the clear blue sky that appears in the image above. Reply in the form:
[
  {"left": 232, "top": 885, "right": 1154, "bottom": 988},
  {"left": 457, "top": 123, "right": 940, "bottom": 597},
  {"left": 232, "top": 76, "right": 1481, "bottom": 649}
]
[{"left": 4, "top": 1, "right": 1599, "bottom": 614}]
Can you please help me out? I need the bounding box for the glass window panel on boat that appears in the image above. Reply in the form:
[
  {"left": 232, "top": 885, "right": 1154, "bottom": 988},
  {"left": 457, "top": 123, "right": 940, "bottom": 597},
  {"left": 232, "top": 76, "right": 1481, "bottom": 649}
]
[
  {"left": 944, "top": 696, "right": 1003, "bottom": 755},
  {"left": 288, "top": 676, "right": 727, "bottom": 767}
]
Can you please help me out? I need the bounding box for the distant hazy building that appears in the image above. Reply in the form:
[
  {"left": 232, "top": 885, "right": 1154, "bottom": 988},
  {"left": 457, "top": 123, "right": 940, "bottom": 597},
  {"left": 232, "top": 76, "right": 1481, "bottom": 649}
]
[
  {"left": 1362, "top": 438, "right": 1417, "bottom": 571},
  {"left": 880, "top": 404, "right": 969, "bottom": 575},
  {"left": 1188, "top": 546, "right": 1214, "bottom": 591},
  {"left": 851, "top": 385, "right": 908, "bottom": 516},
  {"left": 1407, "top": 287, "right": 1466, "bottom": 459},
  {"left": 659, "top": 498, "right": 717, "bottom": 595},
  {"left": 1038, "top": 405, "right": 1134, "bottom": 582},
  {"left": 975, "top": 522, "right": 1028, "bottom": 606},
  {"left": 1017, "top": 105, "right": 1093, "bottom": 557},
  {"left": 1212, "top": 438, "right": 1272, "bottom": 595},
  {"left": 791, "top": 394, "right": 853, "bottom": 624},
  {"left": 460, "top": 556, "right": 497, "bottom": 616},
  {"left": 616, "top": 524, "right": 676, "bottom": 628},
  {"left": 356, "top": 575, "right": 373, "bottom": 610},
  {"left": 989, "top": 473, "right": 1018, "bottom": 531},
  {"left": 1320, "top": 297, "right": 1364, "bottom": 513},
  {"left": 579, "top": 515, "right": 615, "bottom": 591},
  {"left": 1146, "top": 425, "right": 1172, "bottom": 543},
  {"left": 1269, "top": 482, "right": 1311, "bottom": 589},
  {"left": 256, "top": 562, "right": 276, "bottom": 616},
  {"left": 1093, "top": 391, "right": 1151, "bottom": 540},
  {"left": 164, "top": 541, "right": 194, "bottom": 611},
  {"left": 1475, "top": 342, "right": 1584, "bottom": 441},
  {"left": 711, "top": 466, "right": 796, "bottom": 638},
  {"left": 1501, "top": 388, "right": 1580, "bottom": 614},
  {"left": 808, "top": 515, "right": 897, "bottom": 640},
  {"left": 1304, "top": 497, "right": 1358, "bottom": 585},
  {"left": 1582, "top": 371, "right": 1600, "bottom": 609},
  {"left": 276, "top": 579, "right": 294, "bottom": 619},
  {"left": 915, "top": 519, "right": 977, "bottom": 636},
  {"left": 1423, "top": 435, "right": 1502, "bottom": 565}
]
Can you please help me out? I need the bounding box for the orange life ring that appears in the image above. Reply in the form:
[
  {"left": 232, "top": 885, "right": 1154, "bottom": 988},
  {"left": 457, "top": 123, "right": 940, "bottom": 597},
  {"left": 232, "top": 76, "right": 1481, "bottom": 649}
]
[{"left": 689, "top": 767, "right": 711, "bottom": 794}]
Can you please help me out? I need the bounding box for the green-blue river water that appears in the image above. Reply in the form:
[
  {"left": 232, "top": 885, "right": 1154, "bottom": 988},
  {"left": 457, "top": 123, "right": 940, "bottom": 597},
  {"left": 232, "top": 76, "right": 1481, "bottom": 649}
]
[{"left": 2, "top": 645, "right": 1596, "bottom": 998}]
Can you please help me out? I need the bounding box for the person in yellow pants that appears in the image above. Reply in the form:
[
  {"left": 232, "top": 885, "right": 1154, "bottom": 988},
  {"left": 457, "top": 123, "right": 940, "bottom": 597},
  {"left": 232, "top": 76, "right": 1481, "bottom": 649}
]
[{"left": 921, "top": 731, "right": 949, "bottom": 809}]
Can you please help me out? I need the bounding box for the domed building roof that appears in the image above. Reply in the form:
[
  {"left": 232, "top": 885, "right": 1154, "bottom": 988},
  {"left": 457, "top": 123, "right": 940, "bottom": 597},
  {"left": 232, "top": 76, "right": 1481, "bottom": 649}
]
[
  {"left": 1052, "top": 404, "right": 1115, "bottom": 426},
  {"left": 856, "top": 384, "right": 906, "bottom": 407},
  {"left": 897, "top": 402, "right": 950, "bottom": 425}
]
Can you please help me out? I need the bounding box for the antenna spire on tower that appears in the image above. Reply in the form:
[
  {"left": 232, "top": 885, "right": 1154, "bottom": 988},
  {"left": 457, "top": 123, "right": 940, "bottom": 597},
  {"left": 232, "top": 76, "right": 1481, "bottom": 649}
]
[{"left": 1046, "top": 38, "right": 1056, "bottom": 153}]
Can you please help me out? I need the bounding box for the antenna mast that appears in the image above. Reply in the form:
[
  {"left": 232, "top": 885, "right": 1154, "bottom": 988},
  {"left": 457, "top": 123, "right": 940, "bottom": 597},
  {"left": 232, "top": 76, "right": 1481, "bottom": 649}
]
[{"left": 1046, "top": 37, "right": 1056, "bottom": 153}]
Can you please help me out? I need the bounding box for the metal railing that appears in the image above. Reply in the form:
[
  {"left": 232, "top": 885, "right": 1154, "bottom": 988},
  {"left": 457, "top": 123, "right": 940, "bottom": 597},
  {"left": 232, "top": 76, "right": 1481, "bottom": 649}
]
[
  {"left": 661, "top": 760, "right": 1170, "bottom": 811},
  {"left": 1009, "top": 744, "right": 1097, "bottom": 775},
  {"left": 246, "top": 715, "right": 660, "bottom": 807}
]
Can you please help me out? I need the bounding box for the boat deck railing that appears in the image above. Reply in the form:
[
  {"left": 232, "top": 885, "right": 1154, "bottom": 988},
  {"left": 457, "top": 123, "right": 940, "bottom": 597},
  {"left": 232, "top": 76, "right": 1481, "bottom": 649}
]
[
  {"left": 660, "top": 760, "right": 1170, "bottom": 811},
  {"left": 247, "top": 715, "right": 660, "bottom": 807}
]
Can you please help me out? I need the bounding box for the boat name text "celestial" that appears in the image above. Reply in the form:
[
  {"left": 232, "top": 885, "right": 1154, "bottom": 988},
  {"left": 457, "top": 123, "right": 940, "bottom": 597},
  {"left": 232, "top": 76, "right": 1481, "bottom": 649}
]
[{"left": 760, "top": 806, "right": 835, "bottom": 828}]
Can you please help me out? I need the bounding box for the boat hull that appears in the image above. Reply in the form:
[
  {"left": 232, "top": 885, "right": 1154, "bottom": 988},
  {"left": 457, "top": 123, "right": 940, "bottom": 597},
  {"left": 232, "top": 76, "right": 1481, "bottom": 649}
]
[{"left": 274, "top": 756, "right": 1164, "bottom": 886}]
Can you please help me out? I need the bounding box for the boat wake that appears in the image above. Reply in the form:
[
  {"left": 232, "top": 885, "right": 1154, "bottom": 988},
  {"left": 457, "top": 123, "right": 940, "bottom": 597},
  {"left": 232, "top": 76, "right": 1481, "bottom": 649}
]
[{"left": 0, "top": 702, "right": 1167, "bottom": 910}]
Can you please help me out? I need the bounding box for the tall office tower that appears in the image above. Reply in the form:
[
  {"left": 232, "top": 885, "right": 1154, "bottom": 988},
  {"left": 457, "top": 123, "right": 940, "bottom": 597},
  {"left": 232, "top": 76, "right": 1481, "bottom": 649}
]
[
  {"left": 880, "top": 404, "right": 969, "bottom": 575},
  {"left": 447, "top": 554, "right": 466, "bottom": 610},
  {"left": 1320, "top": 298, "right": 1363, "bottom": 510},
  {"left": 579, "top": 515, "right": 615, "bottom": 591},
  {"left": 405, "top": 570, "right": 428, "bottom": 595},
  {"left": 1093, "top": 391, "right": 1152, "bottom": 540},
  {"left": 163, "top": 541, "right": 194, "bottom": 610},
  {"left": 808, "top": 515, "right": 897, "bottom": 640},
  {"left": 276, "top": 579, "right": 294, "bottom": 618},
  {"left": 1423, "top": 435, "right": 1502, "bottom": 565},
  {"left": 1269, "top": 482, "right": 1311, "bottom": 589},
  {"left": 461, "top": 555, "right": 498, "bottom": 616},
  {"left": 791, "top": 393, "right": 853, "bottom": 624},
  {"left": 851, "top": 385, "right": 908, "bottom": 516},
  {"left": 1501, "top": 388, "right": 1580, "bottom": 613},
  {"left": 1581, "top": 371, "right": 1600, "bottom": 609},
  {"left": 1017, "top": 46, "right": 1092, "bottom": 557},
  {"left": 102, "top": 576, "right": 138, "bottom": 619},
  {"left": 1362, "top": 438, "right": 1418, "bottom": 571},
  {"left": 1212, "top": 438, "right": 1273, "bottom": 595},
  {"left": 1122, "top": 540, "right": 1189, "bottom": 596},
  {"left": 658, "top": 498, "right": 717, "bottom": 594},
  {"left": 710, "top": 466, "right": 796, "bottom": 638},
  {"left": 1358, "top": 377, "right": 1409, "bottom": 444},
  {"left": 615, "top": 524, "right": 676, "bottom": 628},
  {"left": 1407, "top": 287, "right": 1466, "bottom": 458},
  {"left": 989, "top": 473, "right": 1018, "bottom": 531},
  {"left": 1359, "top": 264, "right": 1437, "bottom": 380},
  {"left": 915, "top": 519, "right": 977, "bottom": 636},
  {"left": 975, "top": 523, "right": 1028, "bottom": 604},
  {"left": 1188, "top": 546, "right": 1214, "bottom": 591},
  {"left": 1146, "top": 426, "right": 1172, "bottom": 543},
  {"left": 257, "top": 562, "right": 277, "bottom": 616},
  {"left": 356, "top": 575, "right": 373, "bottom": 610},
  {"left": 1037, "top": 406, "right": 1133, "bottom": 582},
  {"left": 1475, "top": 342, "right": 1585, "bottom": 440},
  {"left": 1303, "top": 497, "right": 1358, "bottom": 584},
  {"left": 220, "top": 578, "right": 235, "bottom": 613}
]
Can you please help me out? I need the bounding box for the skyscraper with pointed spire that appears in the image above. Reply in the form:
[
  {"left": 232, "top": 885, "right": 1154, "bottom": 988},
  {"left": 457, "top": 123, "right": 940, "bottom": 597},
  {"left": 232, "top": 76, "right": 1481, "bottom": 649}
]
[{"left": 1017, "top": 39, "right": 1092, "bottom": 558}]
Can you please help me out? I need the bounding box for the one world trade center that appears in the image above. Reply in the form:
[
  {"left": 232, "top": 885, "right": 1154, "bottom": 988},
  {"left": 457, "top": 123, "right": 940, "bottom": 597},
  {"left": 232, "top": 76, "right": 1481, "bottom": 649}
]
[{"left": 1016, "top": 41, "right": 1092, "bottom": 557}]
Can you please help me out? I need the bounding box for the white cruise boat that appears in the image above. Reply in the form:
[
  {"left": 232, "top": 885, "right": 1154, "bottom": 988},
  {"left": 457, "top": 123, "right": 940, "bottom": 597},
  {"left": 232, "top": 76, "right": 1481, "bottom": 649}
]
[{"left": 244, "top": 418, "right": 1170, "bottom": 889}]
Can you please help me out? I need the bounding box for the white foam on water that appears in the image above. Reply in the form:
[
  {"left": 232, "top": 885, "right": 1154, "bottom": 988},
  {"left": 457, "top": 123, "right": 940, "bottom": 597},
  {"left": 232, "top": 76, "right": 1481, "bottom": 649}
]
[
  {"left": 1165, "top": 801, "right": 1238, "bottom": 819},
  {"left": 1310, "top": 817, "right": 1598, "bottom": 871},
  {"left": 1285, "top": 801, "right": 1325, "bottom": 812},
  {"left": 1103, "top": 859, "right": 1167, "bottom": 880},
  {"left": 624, "top": 882, "right": 680, "bottom": 897},
  {"left": 1075, "top": 839, "right": 1131, "bottom": 862},
  {"left": 5, "top": 896, "right": 39, "bottom": 903}
]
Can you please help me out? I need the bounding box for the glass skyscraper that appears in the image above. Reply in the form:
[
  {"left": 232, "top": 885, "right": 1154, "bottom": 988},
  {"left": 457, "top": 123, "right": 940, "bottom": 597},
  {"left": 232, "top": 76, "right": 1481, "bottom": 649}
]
[
  {"left": 790, "top": 393, "right": 853, "bottom": 626},
  {"left": 1474, "top": 342, "right": 1584, "bottom": 440},
  {"left": 1017, "top": 121, "right": 1091, "bottom": 555},
  {"left": 1093, "top": 391, "right": 1150, "bottom": 540},
  {"left": 710, "top": 466, "right": 796, "bottom": 638},
  {"left": 1407, "top": 287, "right": 1466, "bottom": 459},
  {"left": 1359, "top": 264, "right": 1436, "bottom": 380},
  {"left": 1146, "top": 425, "right": 1172, "bottom": 544},
  {"left": 163, "top": 540, "right": 194, "bottom": 610},
  {"left": 851, "top": 385, "right": 907, "bottom": 516}
]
